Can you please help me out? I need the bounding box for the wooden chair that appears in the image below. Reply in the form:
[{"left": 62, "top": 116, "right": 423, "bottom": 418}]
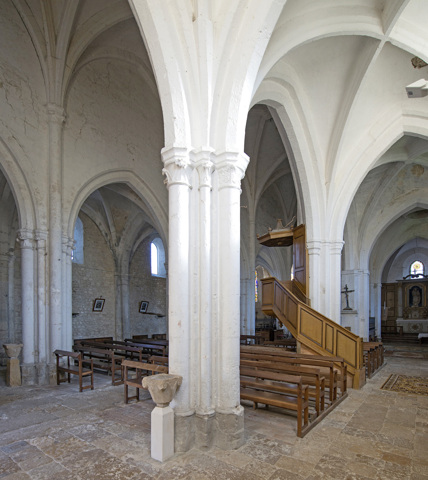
[{"left": 54, "top": 350, "right": 94, "bottom": 392}]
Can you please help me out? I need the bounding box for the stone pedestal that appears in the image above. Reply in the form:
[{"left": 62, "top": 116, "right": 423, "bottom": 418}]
[
  {"left": 3, "top": 344, "right": 23, "bottom": 387},
  {"left": 142, "top": 374, "right": 182, "bottom": 462}
]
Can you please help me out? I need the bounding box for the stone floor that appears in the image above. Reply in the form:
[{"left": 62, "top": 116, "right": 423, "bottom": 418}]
[{"left": 0, "top": 345, "right": 428, "bottom": 480}]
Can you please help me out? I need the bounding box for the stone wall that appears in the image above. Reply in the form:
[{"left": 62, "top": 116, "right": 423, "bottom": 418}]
[
  {"left": 129, "top": 237, "right": 167, "bottom": 337},
  {"left": 72, "top": 213, "right": 116, "bottom": 339}
]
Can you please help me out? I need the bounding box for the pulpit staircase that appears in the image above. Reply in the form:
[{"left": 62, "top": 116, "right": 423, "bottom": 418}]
[{"left": 261, "top": 277, "right": 366, "bottom": 388}]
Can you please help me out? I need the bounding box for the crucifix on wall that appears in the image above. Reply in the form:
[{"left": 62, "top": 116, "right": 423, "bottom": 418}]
[{"left": 341, "top": 284, "right": 354, "bottom": 311}]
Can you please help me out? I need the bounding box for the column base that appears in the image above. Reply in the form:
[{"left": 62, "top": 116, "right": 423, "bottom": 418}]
[
  {"left": 175, "top": 407, "right": 245, "bottom": 452},
  {"left": 21, "top": 363, "right": 56, "bottom": 385}
]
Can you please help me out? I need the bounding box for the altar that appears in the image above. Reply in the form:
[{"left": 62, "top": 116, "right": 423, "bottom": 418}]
[{"left": 395, "top": 278, "right": 428, "bottom": 334}]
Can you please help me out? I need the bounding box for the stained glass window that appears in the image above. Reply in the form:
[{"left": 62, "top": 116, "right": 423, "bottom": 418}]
[
  {"left": 255, "top": 270, "right": 258, "bottom": 302},
  {"left": 410, "top": 260, "right": 424, "bottom": 278}
]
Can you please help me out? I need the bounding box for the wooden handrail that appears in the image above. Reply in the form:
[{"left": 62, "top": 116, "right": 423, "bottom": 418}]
[{"left": 261, "top": 277, "right": 365, "bottom": 388}]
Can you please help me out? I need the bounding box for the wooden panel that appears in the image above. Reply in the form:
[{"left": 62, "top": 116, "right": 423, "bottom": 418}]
[
  {"left": 381, "top": 283, "right": 396, "bottom": 319},
  {"left": 336, "top": 331, "right": 357, "bottom": 367},
  {"left": 262, "top": 280, "right": 274, "bottom": 308},
  {"left": 286, "top": 296, "right": 298, "bottom": 329},
  {"left": 325, "top": 324, "right": 334, "bottom": 353},
  {"left": 293, "top": 224, "right": 307, "bottom": 296},
  {"left": 300, "top": 309, "right": 323, "bottom": 346}
]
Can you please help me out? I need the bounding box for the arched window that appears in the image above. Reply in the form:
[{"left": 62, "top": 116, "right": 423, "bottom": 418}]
[
  {"left": 72, "top": 217, "right": 84, "bottom": 264},
  {"left": 410, "top": 260, "right": 424, "bottom": 278},
  {"left": 151, "top": 238, "right": 166, "bottom": 277}
]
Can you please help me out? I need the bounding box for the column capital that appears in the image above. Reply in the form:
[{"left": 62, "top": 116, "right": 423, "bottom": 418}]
[
  {"left": 162, "top": 147, "right": 193, "bottom": 189},
  {"left": 47, "top": 103, "right": 66, "bottom": 124},
  {"left": 307, "top": 240, "right": 322, "bottom": 255},
  {"left": 17, "top": 229, "right": 34, "bottom": 249},
  {"left": 34, "top": 230, "right": 48, "bottom": 248},
  {"left": 196, "top": 160, "right": 214, "bottom": 189},
  {"left": 215, "top": 151, "right": 249, "bottom": 190},
  {"left": 329, "top": 240, "right": 345, "bottom": 255}
]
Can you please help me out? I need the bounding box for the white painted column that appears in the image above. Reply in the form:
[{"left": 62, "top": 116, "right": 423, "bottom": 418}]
[
  {"left": 17, "top": 229, "right": 35, "bottom": 365},
  {"left": 248, "top": 217, "right": 256, "bottom": 335},
  {"left": 359, "top": 270, "right": 370, "bottom": 340},
  {"left": 328, "top": 241, "right": 345, "bottom": 323},
  {"left": 119, "top": 272, "right": 130, "bottom": 340},
  {"left": 47, "top": 104, "right": 65, "bottom": 356},
  {"left": 376, "top": 283, "right": 382, "bottom": 340},
  {"left": 162, "top": 147, "right": 193, "bottom": 418},
  {"left": 35, "top": 231, "right": 48, "bottom": 363},
  {"left": 215, "top": 152, "right": 249, "bottom": 413},
  {"left": 8, "top": 249, "right": 15, "bottom": 343},
  {"left": 307, "top": 240, "right": 322, "bottom": 312},
  {"left": 62, "top": 237, "right": 74, "bottom": 351},
  {"left": 196, "top": 155, "right": 214, "bottom": 416}
]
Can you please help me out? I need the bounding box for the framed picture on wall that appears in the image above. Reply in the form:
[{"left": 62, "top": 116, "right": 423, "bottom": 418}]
[
  {"left": 93, "top": 298, "right": 105, "bottom": 312},
  {"left": 139, "top": 301, "right": 149, "bottom": 313}
]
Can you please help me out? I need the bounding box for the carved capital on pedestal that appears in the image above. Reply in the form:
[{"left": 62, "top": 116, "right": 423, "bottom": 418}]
[
  {"left": 3, "top": 343, "right": 23, "bottom": 359},
  {"left": 142, "top": 374, "right": 182, "bottom": 407},
  {"left": 162, "top": 147, "right": 193, "bottom": 188},
  {"left": 215, "top": 151, "right": 249, "bottom": 191}
]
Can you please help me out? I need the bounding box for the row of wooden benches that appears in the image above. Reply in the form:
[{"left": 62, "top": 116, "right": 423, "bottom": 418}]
[
  {"left": 71, "top": 337, "right": 168, "bottom": 385},
  {"left": 239, "top": 345, "right": 348, "bottom": 437},
  {"left": 54, "top": 349, "right": 168, "bottom": 403},
  {"left": 363, "top": 341, "right": 384, "bottom": 378},
  {"left": 55, "top": 339, "right": 350, "bottom": 437}
]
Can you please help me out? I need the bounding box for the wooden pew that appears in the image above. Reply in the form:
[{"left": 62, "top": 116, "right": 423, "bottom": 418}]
[
  {"left": 363, "top": 341, "right": 384, "bottom": 378},
  {"left": 75, "top": 339, "right": 147, "bottom": 362},
  {"left": 122, "top": 359, "right": 168, "bottom": 404},
  {"left": 240, "top": 335, "right": 263, "bottom": 345},
  {"left": 73, "top": 344, "right": 123, "bottom": 385},
  {"left": 241, "top": 345, "right": 347, "bottom": 401},
  {"left": 124, "top": 339, "right": 168, "bottom": 357},
  {"left": 54, "top": 350, "right": 94, "bottom": 392},
  {"left": 241, "top": 358, "right": 325, "bottom": 416},
  {"left": 74, "top": 336, "right": 113, "bottom": 344},
  {"left": 149, "top": 355, "right": 169, "bottom": 367},
  {"left": 240, "top": 366, "right": 310, "bottom": 437},
  {"left": 262, "top": 339, "right": 297, "bottom": 351}
]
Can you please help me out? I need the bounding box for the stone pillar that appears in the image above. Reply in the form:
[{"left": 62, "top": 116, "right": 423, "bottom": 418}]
[
  {"left": 17, "top": 229, "right": 35, "bottom": 370},
  {"left": 307, "top": 240, "right": 322, "bottom": 312},
  {"left": 162, "top": 147, "right": 194, "bottom": 450},
  {"left": 214, "top": 152, "right": 248, "bottom": 449},
  {"left": 0, "top": 232, "right": 9, "bottom": 342},
  {"left": 116, "top": 272, "right": 130, "bottom": 340},
  {"left": 328, "top": 241, "right": 344, "bottom": 322},
  {"left": 248, "top": 216, "right": 256, "bottom": 335},
  {"left": 47, "top": 104, "right": 65, "bottom": 355},
  {"left": 62, "top": 237, "right": 74, "bottom": 351},
  {"left": 196, "top": 156, "right": 214, "bottom": 423},
  {"left": 358, "top": 270, "right": 370, "bottom": 340},
  {"left": 7, "top": 249, "right": 15, "bottom": 343},
  {"left": 35, "top": 231, "right": 48, "bottom": 382}
]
